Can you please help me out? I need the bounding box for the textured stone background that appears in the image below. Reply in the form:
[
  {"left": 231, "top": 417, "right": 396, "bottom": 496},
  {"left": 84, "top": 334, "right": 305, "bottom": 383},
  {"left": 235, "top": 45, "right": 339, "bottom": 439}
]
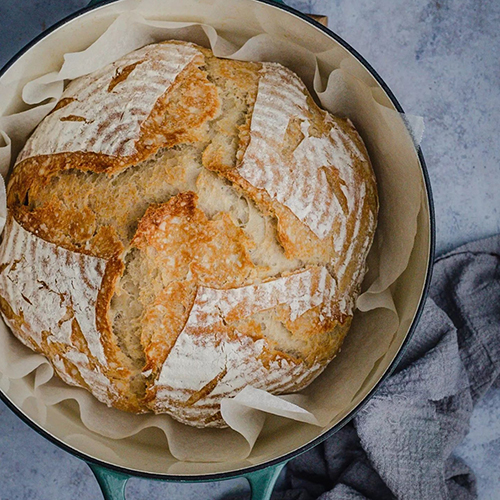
[{"left": 0, "top": 0, "right": 499, "bottom": 498}]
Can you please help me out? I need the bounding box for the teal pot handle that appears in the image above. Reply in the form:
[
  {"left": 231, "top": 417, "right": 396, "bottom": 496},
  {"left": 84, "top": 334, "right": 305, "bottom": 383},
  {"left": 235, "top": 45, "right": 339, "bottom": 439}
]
[
  {"left": 88, "top": 461, "right": 287, "bottom": 499},
  {"left": 89, "top": 463, "right": 129, "bottom": 500},
  {"left": 244, "top": 462, "right": 287, "bottom": 500}
]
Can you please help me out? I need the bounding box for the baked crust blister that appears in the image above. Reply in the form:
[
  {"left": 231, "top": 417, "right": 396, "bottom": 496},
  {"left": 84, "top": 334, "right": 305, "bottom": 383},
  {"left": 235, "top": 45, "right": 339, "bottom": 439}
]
[{"left": 0, "top": 41, "right": 378, "bottom": 427}]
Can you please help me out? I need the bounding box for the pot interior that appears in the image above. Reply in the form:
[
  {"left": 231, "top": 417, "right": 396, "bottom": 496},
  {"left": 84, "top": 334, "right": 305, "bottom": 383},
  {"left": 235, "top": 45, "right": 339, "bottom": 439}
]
[{"left": 0, "top": 0, "right": 432, "bottom": 478}]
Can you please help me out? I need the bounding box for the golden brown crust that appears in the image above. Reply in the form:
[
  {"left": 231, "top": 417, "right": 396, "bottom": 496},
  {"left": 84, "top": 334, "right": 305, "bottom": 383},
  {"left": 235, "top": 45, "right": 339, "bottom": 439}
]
[
  {"left": 13, "top": 197, "right": 124, "bottom": 259},
  {"left": 7, "top": 43, "right": 218, "bottom": 207},
  {"left": 130, "top": 192, "right": 259, "bottom": 380},
  {"left": 141, "top": 280, "right": 197, "bottom": 376},
  {"left": 0, "top": 40, "right": 378, "bottom": 427}
]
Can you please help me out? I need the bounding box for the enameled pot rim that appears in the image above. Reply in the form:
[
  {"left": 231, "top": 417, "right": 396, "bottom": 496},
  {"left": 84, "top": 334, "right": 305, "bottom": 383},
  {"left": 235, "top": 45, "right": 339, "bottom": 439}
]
[{"left": 0, "top": 0, "right": 435, "bottom": 482}]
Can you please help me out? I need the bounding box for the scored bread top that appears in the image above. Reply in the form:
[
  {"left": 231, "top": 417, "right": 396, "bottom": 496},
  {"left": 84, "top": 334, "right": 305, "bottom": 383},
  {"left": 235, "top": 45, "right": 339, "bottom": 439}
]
[
  {"left": 1, "top": 40, "right": 378, "bottom": 427},
  {"left": 238, "top": 63, "right": 358, "bottom": 241},
  {"left": 17, "top": 43, "right": 205, "bottom": 163},
  {"left": 152, "top": 265, "right": 338, "bottom": 426},
  {"left": 0, "top": 216, "right": 131, "bottom": 408}
]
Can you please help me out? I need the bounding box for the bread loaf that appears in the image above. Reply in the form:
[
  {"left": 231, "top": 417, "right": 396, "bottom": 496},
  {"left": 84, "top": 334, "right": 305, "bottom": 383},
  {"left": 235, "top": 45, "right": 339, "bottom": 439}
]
[{"left": 0, "top": 41, "right": 378, "bottom": 428}]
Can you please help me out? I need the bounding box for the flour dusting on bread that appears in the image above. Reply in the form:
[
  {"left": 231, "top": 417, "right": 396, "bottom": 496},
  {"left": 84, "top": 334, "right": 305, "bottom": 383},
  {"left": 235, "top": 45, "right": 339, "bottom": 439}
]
[
  {"left": 17, "top": 43, "right": 202, "bottom": 162},
  {"left": 238, "top": 63, "right": 362, "bottom": 242},
  {"left": 0, "top": 41, "right": 378, "bottom": 428},
  {"left": 0, "top": 217, "right": 107, "bottom": 364},
  {"left": 151, "top": 266, "right": 336, "bottom": 426}
]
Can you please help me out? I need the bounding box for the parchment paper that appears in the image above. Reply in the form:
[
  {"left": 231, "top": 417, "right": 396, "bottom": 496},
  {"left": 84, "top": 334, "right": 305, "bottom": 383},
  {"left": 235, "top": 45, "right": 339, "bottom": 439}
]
[{"left": 0, "top": 10, "right": 423, "bottom": 463}]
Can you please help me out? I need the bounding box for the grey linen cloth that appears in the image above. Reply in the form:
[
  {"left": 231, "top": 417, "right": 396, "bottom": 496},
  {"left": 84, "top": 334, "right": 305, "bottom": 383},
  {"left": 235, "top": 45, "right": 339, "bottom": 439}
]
[{"left": 274, "top": 234, "right": 500, "bottom": 500}]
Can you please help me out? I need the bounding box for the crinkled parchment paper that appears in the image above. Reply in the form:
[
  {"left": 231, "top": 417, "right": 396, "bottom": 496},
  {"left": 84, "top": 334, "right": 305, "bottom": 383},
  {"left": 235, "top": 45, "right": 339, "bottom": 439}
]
[{"left": 0, "top": 9, "right": 423, "bottom": 463}]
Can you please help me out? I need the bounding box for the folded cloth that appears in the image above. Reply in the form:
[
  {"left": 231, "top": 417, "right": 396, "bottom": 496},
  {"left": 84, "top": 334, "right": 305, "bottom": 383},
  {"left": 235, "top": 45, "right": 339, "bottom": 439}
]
[{"left": 275, "top": 234, "right": 500, "bottom": 500}]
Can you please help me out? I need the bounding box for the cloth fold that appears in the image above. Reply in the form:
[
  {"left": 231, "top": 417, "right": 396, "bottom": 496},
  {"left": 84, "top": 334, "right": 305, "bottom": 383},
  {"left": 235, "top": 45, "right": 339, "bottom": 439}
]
[{"left": 275, "top": 234, "right": 500, "bottom": 500}]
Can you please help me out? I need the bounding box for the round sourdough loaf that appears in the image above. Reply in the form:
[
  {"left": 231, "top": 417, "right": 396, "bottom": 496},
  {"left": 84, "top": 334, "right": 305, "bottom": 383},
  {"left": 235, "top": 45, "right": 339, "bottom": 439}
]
[{"left": 0, "top": 41, "right": 378, "bottom": 428}]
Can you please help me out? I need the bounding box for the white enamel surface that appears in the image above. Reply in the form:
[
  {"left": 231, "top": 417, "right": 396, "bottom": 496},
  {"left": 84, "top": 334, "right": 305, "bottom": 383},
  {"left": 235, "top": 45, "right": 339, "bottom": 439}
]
[{"left": 0, "top": 0, "right": 432, "bottom": 481}]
